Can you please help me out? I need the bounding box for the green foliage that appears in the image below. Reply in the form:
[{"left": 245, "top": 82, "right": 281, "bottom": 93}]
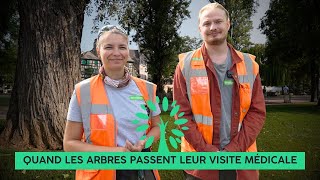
[
  {"left": 0, "top": 0, "right": 19, "bottom": 85},
  {"left": 177, "top": 36, "right": 202, "bottom": 53},
  {"left": 215, "top": 0, "right": 258, "bottom": 50},
  {"left": 260, "top": 0, "right": 320, "bottom": 100}
]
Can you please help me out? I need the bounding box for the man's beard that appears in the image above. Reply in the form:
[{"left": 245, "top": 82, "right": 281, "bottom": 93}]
[{"left": 205, "top": 33, "right": 227, "bottom": 46}]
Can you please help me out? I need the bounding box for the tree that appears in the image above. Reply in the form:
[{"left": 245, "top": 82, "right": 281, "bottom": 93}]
[
  {"left": 178, "top": 36, "right": 202, "bottom": 53},
  {"left": 0, "top": 0, "right": 90, "bottom": 149},
  {"left": 215, "top": 0, "right": 258, "bottom": 50},
  {"left": 260, "top": 0, "right": 320, "bottom": 102},
  {"left": 95, "top": 0, "right": 191, "bottom": 96}
]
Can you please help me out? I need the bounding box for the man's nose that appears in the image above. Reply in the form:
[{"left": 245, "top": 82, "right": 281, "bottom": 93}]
[{"left": 210, "top": 23, "right": 216, "bottom": 31}]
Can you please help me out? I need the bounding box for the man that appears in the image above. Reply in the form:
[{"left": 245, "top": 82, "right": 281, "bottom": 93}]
[{"left": 173, "top": 2, "right": 266, "bottom": 180}]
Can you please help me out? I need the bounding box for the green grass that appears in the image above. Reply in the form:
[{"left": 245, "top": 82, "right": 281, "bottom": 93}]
[
  {"left": 0, "top": 104, "right": 319, "bottom": 179},
  {"left": 258, "top": 104, "right": 320, "bottom": 179}
]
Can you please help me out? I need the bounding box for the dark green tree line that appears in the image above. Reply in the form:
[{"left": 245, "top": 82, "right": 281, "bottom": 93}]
[{"left": 261, "top": 0, "right": 320, "bottom": 103}]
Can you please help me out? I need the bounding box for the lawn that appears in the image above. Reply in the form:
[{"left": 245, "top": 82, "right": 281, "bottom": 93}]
[{"left": 0, "top": 95, "right": 319, "bottom": 179}]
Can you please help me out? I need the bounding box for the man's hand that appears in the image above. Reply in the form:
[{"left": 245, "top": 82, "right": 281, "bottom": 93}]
[{"left": 125, "top": 139, "right": 147, "bottom": 152}]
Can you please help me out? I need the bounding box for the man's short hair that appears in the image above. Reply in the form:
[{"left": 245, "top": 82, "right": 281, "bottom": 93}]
[{"left": 198, "top": 2, "right": 230, "bottom": 23}]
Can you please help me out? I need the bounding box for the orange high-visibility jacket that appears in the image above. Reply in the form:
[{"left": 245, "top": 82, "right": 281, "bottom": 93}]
[
  {"left": 74, "top": 75, "right": 160, "bottom": 180},
  {"left": 178, "top": 48, "right": 259, "bottom": 153}
]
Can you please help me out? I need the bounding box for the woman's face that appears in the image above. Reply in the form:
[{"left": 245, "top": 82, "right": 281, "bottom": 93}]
[{"left": 97, "top": 32, "right": 129, "bottom": 72}]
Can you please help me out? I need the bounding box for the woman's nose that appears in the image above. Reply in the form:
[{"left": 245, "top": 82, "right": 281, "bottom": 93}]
[{"left": 112, "top": 48, "right": 121, "bottom": 56}]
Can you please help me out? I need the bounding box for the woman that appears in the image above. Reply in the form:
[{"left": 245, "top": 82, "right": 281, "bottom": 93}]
[{"left": 64, "top": 25, "right": 161, "bottom": 180}]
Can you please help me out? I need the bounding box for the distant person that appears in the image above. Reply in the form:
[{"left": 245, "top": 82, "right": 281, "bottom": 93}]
[
  {"left": 263, "top": 86, "right": 267, "bottom": 97},
  {"left": 63, "top": 25, "right": 161, "bottom": 180},
  {"left": 173, "top": 2, "right": 266, "bottom": 180},
  {"left": 283, "top": 85, "right": 290, "bottom": 103},
  {"left": 283, "top": 85, "right": 289, "bottom": 95}
]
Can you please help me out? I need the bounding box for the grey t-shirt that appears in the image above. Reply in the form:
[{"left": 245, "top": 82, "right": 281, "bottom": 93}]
[
  {"left": 212, "top": 48, "right": 233, "bottom": 150},
  {"left": 67, "top": 79, "right": 161, "bottom": 147}
]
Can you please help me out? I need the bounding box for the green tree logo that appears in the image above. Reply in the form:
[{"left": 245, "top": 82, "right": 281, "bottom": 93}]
[{"left": 132, "top": 96, "right": 188, "bottom": 152}]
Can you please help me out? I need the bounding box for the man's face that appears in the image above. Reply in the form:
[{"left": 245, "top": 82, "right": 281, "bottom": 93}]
[{"left": 199, "top": 8, "right": 230, "bottom": 45}]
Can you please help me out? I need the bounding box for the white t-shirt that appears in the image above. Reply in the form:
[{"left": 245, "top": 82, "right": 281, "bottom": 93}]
[{"left": 67, "top": 79, "right": 161, "bottom": 147}]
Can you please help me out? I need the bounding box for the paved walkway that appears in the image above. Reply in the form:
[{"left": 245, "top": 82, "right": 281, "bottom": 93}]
[{"left": 265, "top": 95, "right": 315, "bottom": 105}]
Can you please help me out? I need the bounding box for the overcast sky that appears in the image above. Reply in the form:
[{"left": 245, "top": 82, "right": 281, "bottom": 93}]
[{"left": 80, "top": 0, "right": 270, "bottom": 52}]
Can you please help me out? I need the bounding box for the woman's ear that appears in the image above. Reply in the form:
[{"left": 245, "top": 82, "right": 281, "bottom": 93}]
[{"left": 96, "top": 46, "right": 100, "bottom": 58}]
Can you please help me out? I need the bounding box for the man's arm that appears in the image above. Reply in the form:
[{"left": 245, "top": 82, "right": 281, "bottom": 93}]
[
  {"left": 224, "top": 74, "right": 266, "bottom": 152},
  {"left": 173, "top": 65, "right": 219, "bottom": 152}
]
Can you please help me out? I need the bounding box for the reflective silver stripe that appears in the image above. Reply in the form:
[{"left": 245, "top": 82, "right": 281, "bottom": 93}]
[
  {"left": 145, "top": 81, "right": 156, "bottom": 120},
  {"left": 145, "top": 81, "right": 155, "bottom": 103},
  {"left": 91, "top": 104, "right": 112, "bottom": 114},
  {"left": 194, "top": 114, "right": 213, "bottom": 125},
  {"left": 180, "top": 51, "right": 196, "bottom": 105},
  {"left": 79, "top": 79, "right": 92, "bottom": 144},
  {"left": 181, "top": 51, "right": 195, "bottom": 78},
  {"left": 190, "top": 69, "right": 208, "bottom": 77},
  {"left": 240, "top": 53, "right": 256, "bottom": 99}
]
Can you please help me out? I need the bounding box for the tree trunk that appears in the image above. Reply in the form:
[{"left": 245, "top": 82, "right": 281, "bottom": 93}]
[
  {"left": 154, "top": 72, "right": 164, "bottom": 99},
  {"left": 310, "top": 59, "right": 316, "bottom": 102},
  {"left": 317, "top": 67, "right": 320, "bottom": 106},
  {"left": 0, "top": 0, "right": 88, "bottom": 149}
]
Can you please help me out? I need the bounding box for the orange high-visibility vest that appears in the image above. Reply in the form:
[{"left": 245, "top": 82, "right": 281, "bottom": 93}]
[
  {"left": 74, "top": 75, "right": 160, "bottom": 180},
  {"left": 178, "top": 48, "right": 259, "bottom": 153}
]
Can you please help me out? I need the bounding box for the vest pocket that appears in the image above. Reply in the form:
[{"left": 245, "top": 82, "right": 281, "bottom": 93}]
[
  {"left": 76, "top": 169, "right": 99, "bottom": 180},
  {"left": 90, "top": 114, "right": 116, "bottom": 146},
  {"left": 190, "top": 76, "right": 209, "bottom": 94}
]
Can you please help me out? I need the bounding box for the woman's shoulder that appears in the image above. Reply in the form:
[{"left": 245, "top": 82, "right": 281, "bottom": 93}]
[{"left": 75, "top": 75, "right": 101, "bottom": 88}]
